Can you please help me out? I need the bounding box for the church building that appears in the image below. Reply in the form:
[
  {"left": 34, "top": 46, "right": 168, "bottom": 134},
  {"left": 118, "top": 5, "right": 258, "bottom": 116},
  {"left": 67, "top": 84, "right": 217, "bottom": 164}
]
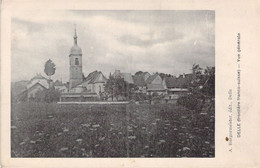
[{"left": 60, "top": 27, "right": 107, "bottom": 102}]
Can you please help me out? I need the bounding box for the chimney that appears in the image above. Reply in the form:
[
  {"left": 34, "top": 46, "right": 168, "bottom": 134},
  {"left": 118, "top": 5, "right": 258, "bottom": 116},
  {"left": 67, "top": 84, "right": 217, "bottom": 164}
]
[
  {"left": 182, "top": 73, "right": 185, "bottom": 78},
  {"left": 115, "top": 70, "right": 120, "bottom": 76}
]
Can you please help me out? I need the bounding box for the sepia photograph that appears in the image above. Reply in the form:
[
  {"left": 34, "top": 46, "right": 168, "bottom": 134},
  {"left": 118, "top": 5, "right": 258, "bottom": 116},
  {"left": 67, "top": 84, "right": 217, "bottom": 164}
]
[{"left": 10, "top": 10, "right": 215, "bottom": 158}]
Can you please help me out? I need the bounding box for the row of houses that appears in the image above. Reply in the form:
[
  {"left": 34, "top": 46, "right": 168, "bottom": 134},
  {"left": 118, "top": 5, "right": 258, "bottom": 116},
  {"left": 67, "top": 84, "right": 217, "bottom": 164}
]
[
  {"left": 18, "top": 70, "right": 192, "bottom": 102},
  {"left": 112, "top": 70, "right": 192, "bottom": 99},
  {"left": 17, "top": 71, "right": 107, "bottom": 101}
]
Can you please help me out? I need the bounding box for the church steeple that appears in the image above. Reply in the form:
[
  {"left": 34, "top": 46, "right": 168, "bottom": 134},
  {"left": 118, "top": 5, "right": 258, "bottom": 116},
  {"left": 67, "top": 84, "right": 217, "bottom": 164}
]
[
  {"left": 69, "top": 25, "right": 83, "bottom": 90},
  {"left": 74, "top": 24, "right": 77, "bottom": 45}
]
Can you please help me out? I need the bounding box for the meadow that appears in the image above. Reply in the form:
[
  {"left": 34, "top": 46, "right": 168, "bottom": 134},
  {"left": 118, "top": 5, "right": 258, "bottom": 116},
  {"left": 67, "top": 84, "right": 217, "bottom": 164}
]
[{"left": 11, "top": 102, "right": 214, "bottom": 157}]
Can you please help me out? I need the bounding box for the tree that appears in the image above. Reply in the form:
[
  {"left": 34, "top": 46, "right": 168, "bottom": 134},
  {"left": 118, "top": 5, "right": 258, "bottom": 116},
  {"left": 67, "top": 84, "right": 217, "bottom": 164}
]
[
  {"left": 105, "top": 76, "right": 114, "bottom": 100},
  {"left": 201, "top": 67, "right": 215, "bottom": 97},
  {"left": 178, "top": 64, "right": 215, "bottom": 112},
  {"left": 159, "top": 73, "right": 174, "bottom": 79},
  {"left": 42, "top": 59, "right": 60, "bottom": 104},
  {"left": 135, "top": 71, "right": 143, "bottom": 76},
  {"left": 44, "top": 59, "right": 56, "bottom": 80},
  {"left": 45, "top": 88, "right": 61, "bottom": 103},
  {"left": 35, "top": 88, "right": 61, "bottom": 103},
  {"left": 190, "top": 64, "right": 214, "bottom": 98},
  {"left": 105, "top": 75, "right": 128, "bottom": 101}
]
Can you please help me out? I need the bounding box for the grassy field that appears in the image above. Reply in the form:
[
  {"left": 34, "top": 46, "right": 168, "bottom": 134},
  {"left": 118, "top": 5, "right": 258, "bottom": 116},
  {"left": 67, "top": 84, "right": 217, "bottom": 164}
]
[{"left": 11, "top": 102, "right": 214, "bottom": 157}]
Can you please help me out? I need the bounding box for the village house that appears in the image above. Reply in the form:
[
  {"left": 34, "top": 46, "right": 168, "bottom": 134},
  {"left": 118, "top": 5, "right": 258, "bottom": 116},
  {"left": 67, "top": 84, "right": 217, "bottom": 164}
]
[
  {"left": 27, "top": 73, "right": 49, "bottom": 90},
  {"left": 54, "top": 80, "right": 68, "bottom": 93},
  {"left": 163, "top": 74, "right": 193, "bottom": 100},
  {"left": 83, "top": 71, "right": 107, "bottom": 94},
  {"left": 145, "top": 73, "right": 167, "bottom": 95},
  {"left": 26, "top": 73, "right": 49, "bottom": 99},
  {"left": 131, "top": 72, "right": 192, "bottom": 100},
  {"left": 16, "top": 73, "right": 70, "bottom": 101}
]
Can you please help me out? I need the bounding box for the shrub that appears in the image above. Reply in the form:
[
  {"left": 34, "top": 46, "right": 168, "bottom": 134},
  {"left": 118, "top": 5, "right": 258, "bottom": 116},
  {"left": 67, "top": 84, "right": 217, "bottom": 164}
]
[
  {"left": 177, "top": 94, "right": 199, "bottom": 111},
  {"left": 35, "top": 88, "right": 61, "bottom": 103}
]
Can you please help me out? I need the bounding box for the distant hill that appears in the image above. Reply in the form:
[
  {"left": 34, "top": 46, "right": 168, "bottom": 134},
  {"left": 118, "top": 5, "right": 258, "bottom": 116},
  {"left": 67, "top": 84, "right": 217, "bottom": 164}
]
[{"left": 11, "top": 80, "right": 28, "bottom": 98}]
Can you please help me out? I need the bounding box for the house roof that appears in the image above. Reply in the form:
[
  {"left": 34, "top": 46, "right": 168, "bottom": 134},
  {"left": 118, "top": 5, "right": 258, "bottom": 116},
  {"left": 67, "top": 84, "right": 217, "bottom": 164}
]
[
  {"left": 85, "top": 70, "right": 98, "bottom": 81},
  {"left": 165, "top": 77, "right": 180, "bottom": 88},
  {"left": 28, "top": 82, "right": 47, "bottom": 92},
  {"left": 54, "top": 80, "right": 65, "bottom": 86},
  {"left": 135, "top": 72, "right": 150, "bottom": 77},
  {"left": 133, "top": 75, "right": 146, "bottom": 87},
  {"left": 28, "top": 73, "right": 48, "bottom": 84},
  {"left": 113, "top": 71, "right": 134, "bottom": 84},
  {"left": 165, "top": 74, "right": 193, "bottom": 88},
  {"left": 147, "top": 84, "right": 166, "bottom": 91},
  {"left": 146, "top": 73, "right": 160, "bottom": 84},
  {"left": 140, "top": 72, "right": 151, "bottom": 80},
  {"left": 120, "top": 73, "right": 134, "bottom": 84},
  {"left": 73, "top": 71, "right": 107, "bottom": 88},
  {"left": 87, "top": 71, "right": 107, "bottom": 84}
]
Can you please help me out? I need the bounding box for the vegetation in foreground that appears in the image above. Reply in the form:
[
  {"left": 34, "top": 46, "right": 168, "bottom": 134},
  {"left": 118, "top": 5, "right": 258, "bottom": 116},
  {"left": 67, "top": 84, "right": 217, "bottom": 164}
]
[{"left": 11, "top": 102, "right": 214, "bottom": 157}]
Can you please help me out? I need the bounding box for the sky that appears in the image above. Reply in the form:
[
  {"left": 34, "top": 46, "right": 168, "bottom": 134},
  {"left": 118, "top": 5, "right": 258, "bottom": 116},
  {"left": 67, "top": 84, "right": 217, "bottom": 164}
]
[{"left": 11, "top": 10, "right": 215, "bottom": 82}]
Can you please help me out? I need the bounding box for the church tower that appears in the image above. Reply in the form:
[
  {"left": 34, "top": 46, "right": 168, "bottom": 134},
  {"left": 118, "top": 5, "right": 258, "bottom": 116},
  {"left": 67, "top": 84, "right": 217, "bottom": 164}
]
[{"left": 69, "top": 26, "right": 83, "bottom": 90}]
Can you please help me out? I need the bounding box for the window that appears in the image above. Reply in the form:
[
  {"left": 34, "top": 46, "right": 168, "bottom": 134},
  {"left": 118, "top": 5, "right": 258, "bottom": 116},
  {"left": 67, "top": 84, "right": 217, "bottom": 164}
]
[{"left": 75, "top": 58, "right": 79, "bottom": 65}]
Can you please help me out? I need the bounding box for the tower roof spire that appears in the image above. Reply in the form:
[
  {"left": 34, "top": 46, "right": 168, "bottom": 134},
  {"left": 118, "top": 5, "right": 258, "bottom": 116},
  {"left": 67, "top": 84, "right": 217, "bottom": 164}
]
[
  {"left": 70, "top": 24, "right": 82, "bottom": 56},
  {"left": 74, "top": 24, "right": 77, "bottom": 45}
]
